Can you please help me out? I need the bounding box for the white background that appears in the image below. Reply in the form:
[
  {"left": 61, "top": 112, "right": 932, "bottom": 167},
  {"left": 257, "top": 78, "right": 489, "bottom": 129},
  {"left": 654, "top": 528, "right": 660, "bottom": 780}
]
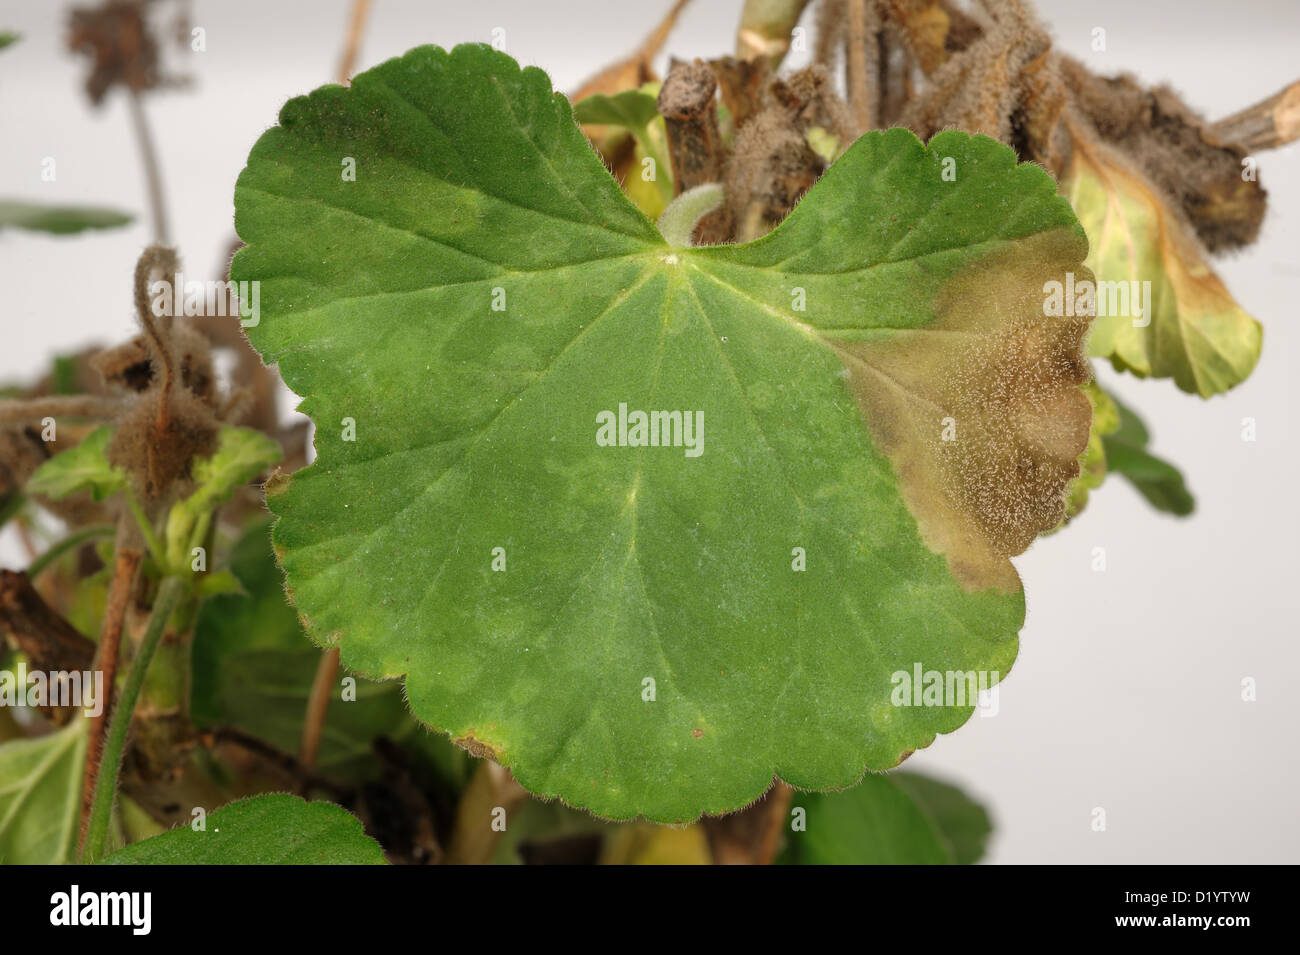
[{"left": 0, "top": 0, "right": 1296, "bottom": 863}]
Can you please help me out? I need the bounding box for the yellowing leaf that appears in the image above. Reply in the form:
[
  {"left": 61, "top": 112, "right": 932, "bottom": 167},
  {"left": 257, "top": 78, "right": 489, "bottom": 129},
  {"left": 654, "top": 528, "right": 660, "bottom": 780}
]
[{"left": 1064, "top": 126, "right": 1262, "bottom": 397}]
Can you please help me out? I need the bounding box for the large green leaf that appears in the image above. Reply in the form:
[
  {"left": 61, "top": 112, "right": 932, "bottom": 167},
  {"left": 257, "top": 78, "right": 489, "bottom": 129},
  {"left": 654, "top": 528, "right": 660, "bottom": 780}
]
[
  {"left": 0, "top": 720, "right": 86, "bottom": 864},
  {"left": 0, "top": 200, "right": 132, "bottom": 235},
  {"left": 99, "top": 794, "right": 385, "bottom": 864},
  {"left": 780, "top": 770, "right": 987, "bottom": 864},
  {"left": 192, "top": 522, "right": 472, "bottom": 786},
  {"left": 232, "top": 44, "right": 1092, "bottom": 821}
]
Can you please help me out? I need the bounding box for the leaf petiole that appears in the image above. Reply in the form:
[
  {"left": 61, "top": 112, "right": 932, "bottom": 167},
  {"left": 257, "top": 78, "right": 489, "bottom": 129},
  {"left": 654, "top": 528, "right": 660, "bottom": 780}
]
[{"left": 80, "top": 574, "right": 186, "bottom": 863}]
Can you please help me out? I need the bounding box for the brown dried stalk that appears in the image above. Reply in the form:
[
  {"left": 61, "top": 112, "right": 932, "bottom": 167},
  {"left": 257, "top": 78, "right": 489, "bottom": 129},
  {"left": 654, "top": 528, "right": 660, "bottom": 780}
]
[{"left": 1206, "top": 79, "right": 1300, "bottom": 152}]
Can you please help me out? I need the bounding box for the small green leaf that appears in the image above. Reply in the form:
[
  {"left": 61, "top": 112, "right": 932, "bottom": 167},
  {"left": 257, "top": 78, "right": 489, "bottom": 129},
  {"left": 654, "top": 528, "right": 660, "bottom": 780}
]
[
  {"left": 0, "top": 32, "right": 18, "bottom": 52},
  {"left": 233, "top": 44, "right": 1093, "bottom": 821},
  {"left": 891, "top": 770, "right": 993, "bottom": 865},
  {"left": 780, "top": 771, "right": 963, "bottom": 864},
  {"left": 98, "top": 794, "right": 386, "bottom": 864},
  {"left": 193, "top": 567, "right": 244, "bottom": 599},
  {"left": 1102, "top": 394, "right": 1194, "bottom": 516},
  {"left": 0, "top": 200, "right": 132, "bottom": 235},
  {"left": 181, "top": 426, "right": 281, "bottom": 516},
  {"left": 572, "top": 84, "right": 673, "bottom": 211},
  {"left": 26, "top": 426, "right": 126, "bottom": 502},
  {"left": 0, "top": 720, "right": 87, "bottom": 864},
  {"left": 572, "top": 88, "right": 661, "bottom": 130}
]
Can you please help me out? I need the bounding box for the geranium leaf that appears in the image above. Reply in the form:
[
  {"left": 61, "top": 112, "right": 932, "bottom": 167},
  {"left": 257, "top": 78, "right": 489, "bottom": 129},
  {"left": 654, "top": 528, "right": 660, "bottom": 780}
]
[
  {"left": 780, "top": 770, "right": 984, "bottom": 865},
  {"left": 0, "top": 200, "right": 132, "bottom": 235},
  {"left": 232, "top": 43, "right": 1092, "bottom": 822},
  {"left": 26, "top": 426, "right": 125, "bottom": 502},
  {"left": 572, "top": 87, "right": 661, "bottom": 131},
  {"left": 891, "top": 770, "right": 993, "bottom": 865},
  {"left": 1064, "top": 130, "right": 1262, "bottom": 397},
  {"left": 98, "top": 794, "right": 385, "bottom": 864},
  {"left": 180, "top": 426, "right": 281, "bottom": 517},
  {"left": 1102, "top": 393, "right": 1194, "bottom": 516},
  {"left": 0, "top": 719, "right": 86, "bottom": 864}
]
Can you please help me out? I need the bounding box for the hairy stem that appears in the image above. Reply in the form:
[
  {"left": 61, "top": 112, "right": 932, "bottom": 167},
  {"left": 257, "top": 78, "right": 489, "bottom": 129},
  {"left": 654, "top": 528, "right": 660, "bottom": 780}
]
[
  {"left": 0, "top": 395, "right": 126, "bottom": 426},
  {"left": 79, "top": 546, "right": 141, "bottom": 848},
  {"left": 658, "top": 182, "right": 725, "bottom": 245},
  {"left": 81, "top": 574, "right": 185, "bottom": 862},
  {"left": 845, "top": 0, "right": 879, "bottom": 133}
]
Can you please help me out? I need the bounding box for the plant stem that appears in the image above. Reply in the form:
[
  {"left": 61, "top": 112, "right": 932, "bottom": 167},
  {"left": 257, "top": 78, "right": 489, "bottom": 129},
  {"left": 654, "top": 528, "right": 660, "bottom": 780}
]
[
  {"left": 335, "top": 0, "right": 373, "bottom": 85},
  {"left": 657, "top": 182, "right": 725, "bottom": 246},
  {"left": 845, "top": 0, "right": 878, "bottom": 134},
  {"left": 1206, "top": 79, "right": 1300, "bottom": 151},
  {"left": 27, "top": 523, "right": 115, "bottom": 578},
  {"left": 126, "top": 88, "right": 169, "bottom": 245},
  {"left": 123, "top": 485, "right": 166, "bottom": 568},
  {"left": 756, "top": 781, "right": 793, "bottom": 863},
  {"left": 300, "top": 647, "right": 340, "bottom": 769},
  {"left": 78, "top": 546, "right": 141, "bottom": 848},
  {"left": 445, "top": 760, "right": 528, "bottom": 865},
  {"left": 81, "top": 574, "right": 185, "bottom": 863},
  {"left": 0, "top": 395, "right": 126, "bottom": 425}
]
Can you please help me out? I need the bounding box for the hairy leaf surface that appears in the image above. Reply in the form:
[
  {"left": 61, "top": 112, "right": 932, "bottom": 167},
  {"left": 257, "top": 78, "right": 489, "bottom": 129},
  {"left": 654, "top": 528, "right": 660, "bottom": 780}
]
[
  {"left": 233, "top": 44, "right": 1091, "bottom": 821},
  {"left": 99, "top": 794, "right": 385, "bottom": 865}
]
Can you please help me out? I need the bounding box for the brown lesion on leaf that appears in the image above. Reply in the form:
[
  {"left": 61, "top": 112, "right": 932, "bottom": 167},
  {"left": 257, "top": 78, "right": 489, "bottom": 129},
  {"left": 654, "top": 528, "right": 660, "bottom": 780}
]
[
  {"left": 263, "top": 466, "right": 291, "bottom": 499},
  {"left": 453, "top": 732, "right": 504, "bottom": 763},
  {"left": 833, "top": 228, "right": 1093, "bottom": 592}
]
